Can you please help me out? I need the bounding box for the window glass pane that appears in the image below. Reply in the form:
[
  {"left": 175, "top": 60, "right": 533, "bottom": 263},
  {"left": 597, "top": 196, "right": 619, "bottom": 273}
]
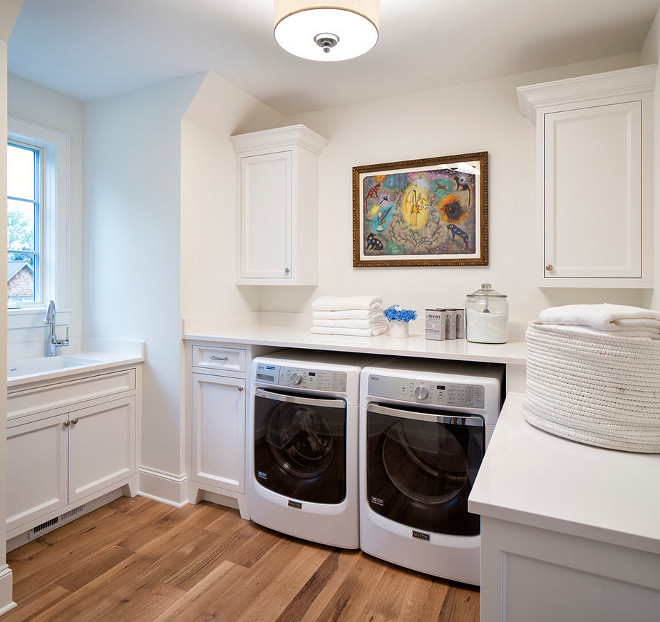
[
  {"left": 7, "top": 144, "right": 36, "bottom": 201},
  {"left": 7, "top": 198, "right": 36, "bottom": 252},
  {"left": 7, "top": 251, "right": 36, "bottom": 302}
]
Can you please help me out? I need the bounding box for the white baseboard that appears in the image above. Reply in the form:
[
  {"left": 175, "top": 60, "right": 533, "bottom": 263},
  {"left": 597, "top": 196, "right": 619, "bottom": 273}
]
[
  {"left": 0, "top": 565, "right": 15, "bottom": 616},
  {"left": 138, "top": 466, "right": 189, "bottom": 507}
]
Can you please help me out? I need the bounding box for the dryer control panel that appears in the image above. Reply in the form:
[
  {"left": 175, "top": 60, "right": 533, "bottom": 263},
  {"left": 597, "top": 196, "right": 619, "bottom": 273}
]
[
  {"left": 255, "top": 363, "right": 347, "bottom": 393},
  {"left": 367, "top": 374, "right": 485, "bottom": 409}
]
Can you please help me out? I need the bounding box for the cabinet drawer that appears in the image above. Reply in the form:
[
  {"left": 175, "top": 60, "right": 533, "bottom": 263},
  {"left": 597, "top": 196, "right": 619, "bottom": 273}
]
[
  {"left": 192, "top": 345, "right": 246, "bottom": 373},
  {"left": 8, "top": 368, "right": 136, "bottom": 421}
]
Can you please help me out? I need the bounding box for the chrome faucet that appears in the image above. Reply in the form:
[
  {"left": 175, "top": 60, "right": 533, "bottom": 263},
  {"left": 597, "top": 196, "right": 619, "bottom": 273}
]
[{"left": 44, "top": 300, "right": 70, "bottom": 357}]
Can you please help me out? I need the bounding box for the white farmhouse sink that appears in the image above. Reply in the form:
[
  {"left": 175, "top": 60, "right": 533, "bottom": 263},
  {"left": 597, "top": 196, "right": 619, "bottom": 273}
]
[{"left": 7, "top": 356, "right": 101, "bottom": 378}]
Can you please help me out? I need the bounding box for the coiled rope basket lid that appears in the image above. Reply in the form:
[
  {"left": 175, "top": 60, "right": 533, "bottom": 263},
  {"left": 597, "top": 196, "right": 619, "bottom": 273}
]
[{"left": 522, "top": 322, "right": 660, "bottom": 453}]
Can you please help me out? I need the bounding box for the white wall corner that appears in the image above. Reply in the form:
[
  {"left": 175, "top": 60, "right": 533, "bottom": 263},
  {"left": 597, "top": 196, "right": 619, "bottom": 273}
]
[{"left": 138, "top": 466, "right": 189, "bottom": 508}]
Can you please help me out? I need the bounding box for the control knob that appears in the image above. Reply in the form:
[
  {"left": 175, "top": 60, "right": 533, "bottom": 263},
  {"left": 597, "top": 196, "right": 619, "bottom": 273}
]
[
  {"left": 413, "top": 385, "right": 429, "bottom": 400},
  {"left": 289, "top": 372, "right": 302, "bottom": 385}
]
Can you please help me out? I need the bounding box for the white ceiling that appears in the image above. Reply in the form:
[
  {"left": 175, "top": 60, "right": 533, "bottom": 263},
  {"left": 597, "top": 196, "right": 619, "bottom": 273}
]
[{"left": 7, "top": 0, "right": 660, "bottom": 116}]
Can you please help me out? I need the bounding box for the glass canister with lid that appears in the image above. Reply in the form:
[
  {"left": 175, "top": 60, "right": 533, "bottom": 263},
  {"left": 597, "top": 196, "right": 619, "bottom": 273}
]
[{"left": 465, "top": 283, "right": 509, "bottom": 343}]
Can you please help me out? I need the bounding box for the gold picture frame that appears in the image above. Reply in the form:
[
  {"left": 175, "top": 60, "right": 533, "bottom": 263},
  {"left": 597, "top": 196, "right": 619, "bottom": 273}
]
[{"left": 352, "top": 151, "right": 488, "bottom": 267}]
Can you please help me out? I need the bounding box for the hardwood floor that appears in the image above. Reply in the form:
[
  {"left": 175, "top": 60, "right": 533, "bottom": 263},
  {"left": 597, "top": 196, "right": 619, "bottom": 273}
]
[{"left": 4, "top": 497, "right": 479, "bottom": 622}]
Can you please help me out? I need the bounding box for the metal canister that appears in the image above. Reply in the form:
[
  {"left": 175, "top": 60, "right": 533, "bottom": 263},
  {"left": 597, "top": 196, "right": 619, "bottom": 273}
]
[{"left": 425, "top": 309, "right": 446, "bottom": 341}]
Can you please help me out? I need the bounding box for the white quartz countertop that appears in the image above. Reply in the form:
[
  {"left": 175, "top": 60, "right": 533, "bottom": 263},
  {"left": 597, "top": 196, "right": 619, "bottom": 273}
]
[
  {"left": 182, "top": 313, "right": 527, "bottom": 365},
  {"left": 469, "top": 392, "right": 660, "bottom": 555}
]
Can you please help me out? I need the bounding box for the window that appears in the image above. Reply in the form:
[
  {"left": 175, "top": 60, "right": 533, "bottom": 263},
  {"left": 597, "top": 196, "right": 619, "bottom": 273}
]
[
  {"left": 7, "top": 141, "right": 42, "bottom": 304},
  {"left": 6, "top": 117, "right": 70, "bottom": 322}
]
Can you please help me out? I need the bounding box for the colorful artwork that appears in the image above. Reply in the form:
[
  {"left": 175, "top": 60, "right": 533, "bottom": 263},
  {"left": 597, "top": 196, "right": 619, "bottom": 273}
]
[{"left": 352, "top": 153, "right": 488, "bottom": 267}]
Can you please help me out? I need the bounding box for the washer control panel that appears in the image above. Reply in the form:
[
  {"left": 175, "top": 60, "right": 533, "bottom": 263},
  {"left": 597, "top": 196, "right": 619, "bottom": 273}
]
[
  {"left": 367, "top": 374, "right": 485, "bottom": 409},
  {"left": 255, "top": 363, "right": 347, "bottom": 393}
]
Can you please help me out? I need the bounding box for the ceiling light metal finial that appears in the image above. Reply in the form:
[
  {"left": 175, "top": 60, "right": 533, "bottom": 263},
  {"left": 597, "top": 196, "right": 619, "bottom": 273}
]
[{"left": 274, "top": 1, "right": 380, "bottom": 62}]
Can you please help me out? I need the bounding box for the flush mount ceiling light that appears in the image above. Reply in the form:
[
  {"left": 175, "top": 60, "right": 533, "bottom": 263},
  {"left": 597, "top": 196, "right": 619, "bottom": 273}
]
[{"left": 274, "top": 1, "right": 379, "bottom": 62}]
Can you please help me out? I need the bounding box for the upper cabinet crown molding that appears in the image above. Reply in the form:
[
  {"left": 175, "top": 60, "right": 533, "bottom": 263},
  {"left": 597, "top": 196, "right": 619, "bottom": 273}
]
[
  {"left": 230, "top": 124, "right": 328, "bottom": 155},
  {"left": 517, "top": 65, "right": 657, "bottom": 122}
]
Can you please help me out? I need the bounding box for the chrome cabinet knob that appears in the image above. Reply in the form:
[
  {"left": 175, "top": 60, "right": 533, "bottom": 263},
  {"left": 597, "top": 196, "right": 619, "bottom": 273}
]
[
  {"left": 63, "top": 420, "right": 70, "bottom": 428},
  {"left": 284, "top": 268, "right": 291, "bottom": 274},
  {"left": 237, "top": 386, "right": 244, "bottom": 392},
  {"left": 71, "top": 418, "right": 78, "bottom": 425},
  {"left": 545, "top": 264, "right": 554, "bottom": 272}
]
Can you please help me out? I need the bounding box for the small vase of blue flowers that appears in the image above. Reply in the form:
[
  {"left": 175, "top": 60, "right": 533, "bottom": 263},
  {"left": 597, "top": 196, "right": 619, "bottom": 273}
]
[{"left": 383, "top": 305, "right": 417, "bottom": 338}]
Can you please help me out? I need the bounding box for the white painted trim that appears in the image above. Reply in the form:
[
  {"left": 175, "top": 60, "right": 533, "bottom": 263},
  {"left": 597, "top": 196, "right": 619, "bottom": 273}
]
[
  {"left": 230, "top": 124, "right": 328, "bottom": 155},
  {"left": 517, "top": 65, "right": 657, "bottom": 122},
  {"left": 138, "top": 466, "right": 189, "bottom": 507},
  {"left": 0, "top": 565, "right": 14, "bottom": 616}
]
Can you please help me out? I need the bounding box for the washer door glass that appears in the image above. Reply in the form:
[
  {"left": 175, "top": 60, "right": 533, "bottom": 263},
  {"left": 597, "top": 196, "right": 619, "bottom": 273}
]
[
  {"left": 366, "top": 404, "right": 484, "bottom": 536},
  {"left": 253, "top": 389, "right": 347, "bottom": 504},
  {"left": 267, "top": 403, "right": 334, "bottom": 478},
  {"left": 382, "top": 419, "right": 467, "bottom": 505}
]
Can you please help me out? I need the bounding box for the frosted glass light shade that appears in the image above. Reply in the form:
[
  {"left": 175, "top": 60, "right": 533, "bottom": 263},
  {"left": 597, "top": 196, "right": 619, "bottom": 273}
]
[{"left": 274, "top": 0, "right": 379, "bottom": 61}]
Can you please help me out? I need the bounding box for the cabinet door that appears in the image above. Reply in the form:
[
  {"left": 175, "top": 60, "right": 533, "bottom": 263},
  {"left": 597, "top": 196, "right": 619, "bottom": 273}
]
[
  {"left": 192, "top": 373, "right": 246, "bottom": 494},
  {"left": 240, "top": 150, "right": 292, "bottom": 281},
  {"left": 543, "top": 100, "right": 643, "bottom": 280},
  {"left": 6, "top": 413, "right": 68, "bottom": 533},
  {"left": 68, "top": 396, "right": 136, "bottom": 504}
]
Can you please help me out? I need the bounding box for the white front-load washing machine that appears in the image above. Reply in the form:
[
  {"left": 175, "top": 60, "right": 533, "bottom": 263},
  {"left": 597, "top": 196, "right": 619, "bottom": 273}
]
[
  {"left": 359, "top": 358, "right": 504, "bottom": 585},
  {"left": 249, "top": 349, "right": 379, "bottom": 549}
]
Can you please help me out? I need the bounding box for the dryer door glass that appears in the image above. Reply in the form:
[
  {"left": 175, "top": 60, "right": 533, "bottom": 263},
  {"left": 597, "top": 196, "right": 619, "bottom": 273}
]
[
  {"left": 253, "top": 389, "right": 347, "bottom": 504},
  {"left": 366, "top": 403, "right": 484, "bottom": 536}
]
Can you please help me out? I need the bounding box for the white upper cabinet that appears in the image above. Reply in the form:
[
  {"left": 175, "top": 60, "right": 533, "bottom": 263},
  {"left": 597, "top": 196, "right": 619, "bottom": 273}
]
[
  {"left": 517, "top": 66, "right": 656, "bottom": 288},
  {"left": 230, "top": 125, "right": 327, "bottom": 286}
]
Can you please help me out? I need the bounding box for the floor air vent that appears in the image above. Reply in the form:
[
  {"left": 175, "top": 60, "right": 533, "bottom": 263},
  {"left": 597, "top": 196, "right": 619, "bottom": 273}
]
[{"left": 28, "top": 504, "right": 87, "bottom": 540}]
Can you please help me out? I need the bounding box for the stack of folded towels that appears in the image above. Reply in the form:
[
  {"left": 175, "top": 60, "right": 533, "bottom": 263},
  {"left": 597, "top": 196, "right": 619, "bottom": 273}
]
[
  {"left": 522, "top": 304, "right": 660, "bottom": 453},
  {"left": 311, "top": 296, "right": 387, "bottom": 337}
]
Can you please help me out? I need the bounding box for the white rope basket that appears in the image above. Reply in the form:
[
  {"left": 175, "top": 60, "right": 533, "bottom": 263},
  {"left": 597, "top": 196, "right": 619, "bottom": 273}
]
[{"left": 523, "top": 322, "right": 660, "bottom": 453}]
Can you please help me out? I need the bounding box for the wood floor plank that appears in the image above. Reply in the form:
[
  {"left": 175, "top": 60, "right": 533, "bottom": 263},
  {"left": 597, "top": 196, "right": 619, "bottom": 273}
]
[
  {"left": 311, "top": 551, "right": 389, "bottom": 622},
  {"left": 151, "top": 561, "right": 248, "bottom": 622},
  {"left": 284, "top": 550, "right": 365, "bottom": 622},
  {"left": 2, "top": 584, "right": 71, "bottom": 622},
  {"left": 437, "top": 582, "right": 480, "bottom": 622},
  {"left": 4, "top": 497, "right": 480, "bottom": 622},
  {"left": 398, "top": 571, "right": 449, "bottom": 621},
  {"left": 191, "top": 537, "right": 312, "bottom": 622},
  {"left": 234, "top": 541, "right": 330, "bottom": 622}
]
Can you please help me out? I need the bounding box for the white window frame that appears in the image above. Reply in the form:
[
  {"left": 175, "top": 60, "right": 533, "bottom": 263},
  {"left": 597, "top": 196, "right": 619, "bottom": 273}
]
[{"left": 7, "top": 117, "right": 70, "bottom": 330}]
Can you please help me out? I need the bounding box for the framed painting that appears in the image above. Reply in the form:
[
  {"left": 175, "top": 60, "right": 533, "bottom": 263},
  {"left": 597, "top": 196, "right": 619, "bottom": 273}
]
[{"left": 352, "top": 152, "right": 488, "bottom": 267}]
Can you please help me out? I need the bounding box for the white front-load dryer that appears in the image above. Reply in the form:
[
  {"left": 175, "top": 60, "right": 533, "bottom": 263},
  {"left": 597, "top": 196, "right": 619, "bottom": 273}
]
[
  {"left": 359, "top": 358, "right": 504, "bottom": 585},
  {"left": 249, "top": 349, "right": 380, "bottom": 549}
]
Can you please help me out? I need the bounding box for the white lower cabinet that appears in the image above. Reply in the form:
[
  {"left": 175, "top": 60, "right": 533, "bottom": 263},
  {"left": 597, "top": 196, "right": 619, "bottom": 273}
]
[
  {"left": 68, "top": 397, "right": 136, "bottom": 503},
  {"left": 191, "top": 373, "right": 245, "bottom": 496},
  {"left": 189, "top": 342, "right": 249, "bottom": 519},
  {"left": 6, "top": 367, "right": 140, "bottom": 540}
]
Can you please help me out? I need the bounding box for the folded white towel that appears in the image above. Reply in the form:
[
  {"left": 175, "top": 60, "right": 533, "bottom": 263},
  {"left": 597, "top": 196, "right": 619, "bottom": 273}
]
[
  {"left": 539, "top": 304, "right": 660, "bottom": 331},
  {"left": 310, "top": 325, "right": 388, "bottom": 337},
  {"left": 313, "top": 309, "right": 384, "bottom": 321},
  {"left": 312, "top": 296, "right": 383, "bottom": 312},
  {"left": 538, "top": 323, "right": 660, "bottom": 340},
  {"left": 313, "top": 318, "right": 386, "bottom": 330}
]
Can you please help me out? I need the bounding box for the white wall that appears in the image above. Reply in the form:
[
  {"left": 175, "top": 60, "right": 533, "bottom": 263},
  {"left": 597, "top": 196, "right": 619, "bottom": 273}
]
[
  {"left": 6, "top": 74, "right": 84, "bottom": 357},
  {"left": 266, "top": 53, "right": 650, "bottom": 323},
  {"left": 181, "top": 71, "right": 284, "bottom": 320},
  {"left": 83, "top": 74, "right": 203, "bottom": 492},
  {"left": 642, "top": 5, "right": 660, "bottom": 310}
]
